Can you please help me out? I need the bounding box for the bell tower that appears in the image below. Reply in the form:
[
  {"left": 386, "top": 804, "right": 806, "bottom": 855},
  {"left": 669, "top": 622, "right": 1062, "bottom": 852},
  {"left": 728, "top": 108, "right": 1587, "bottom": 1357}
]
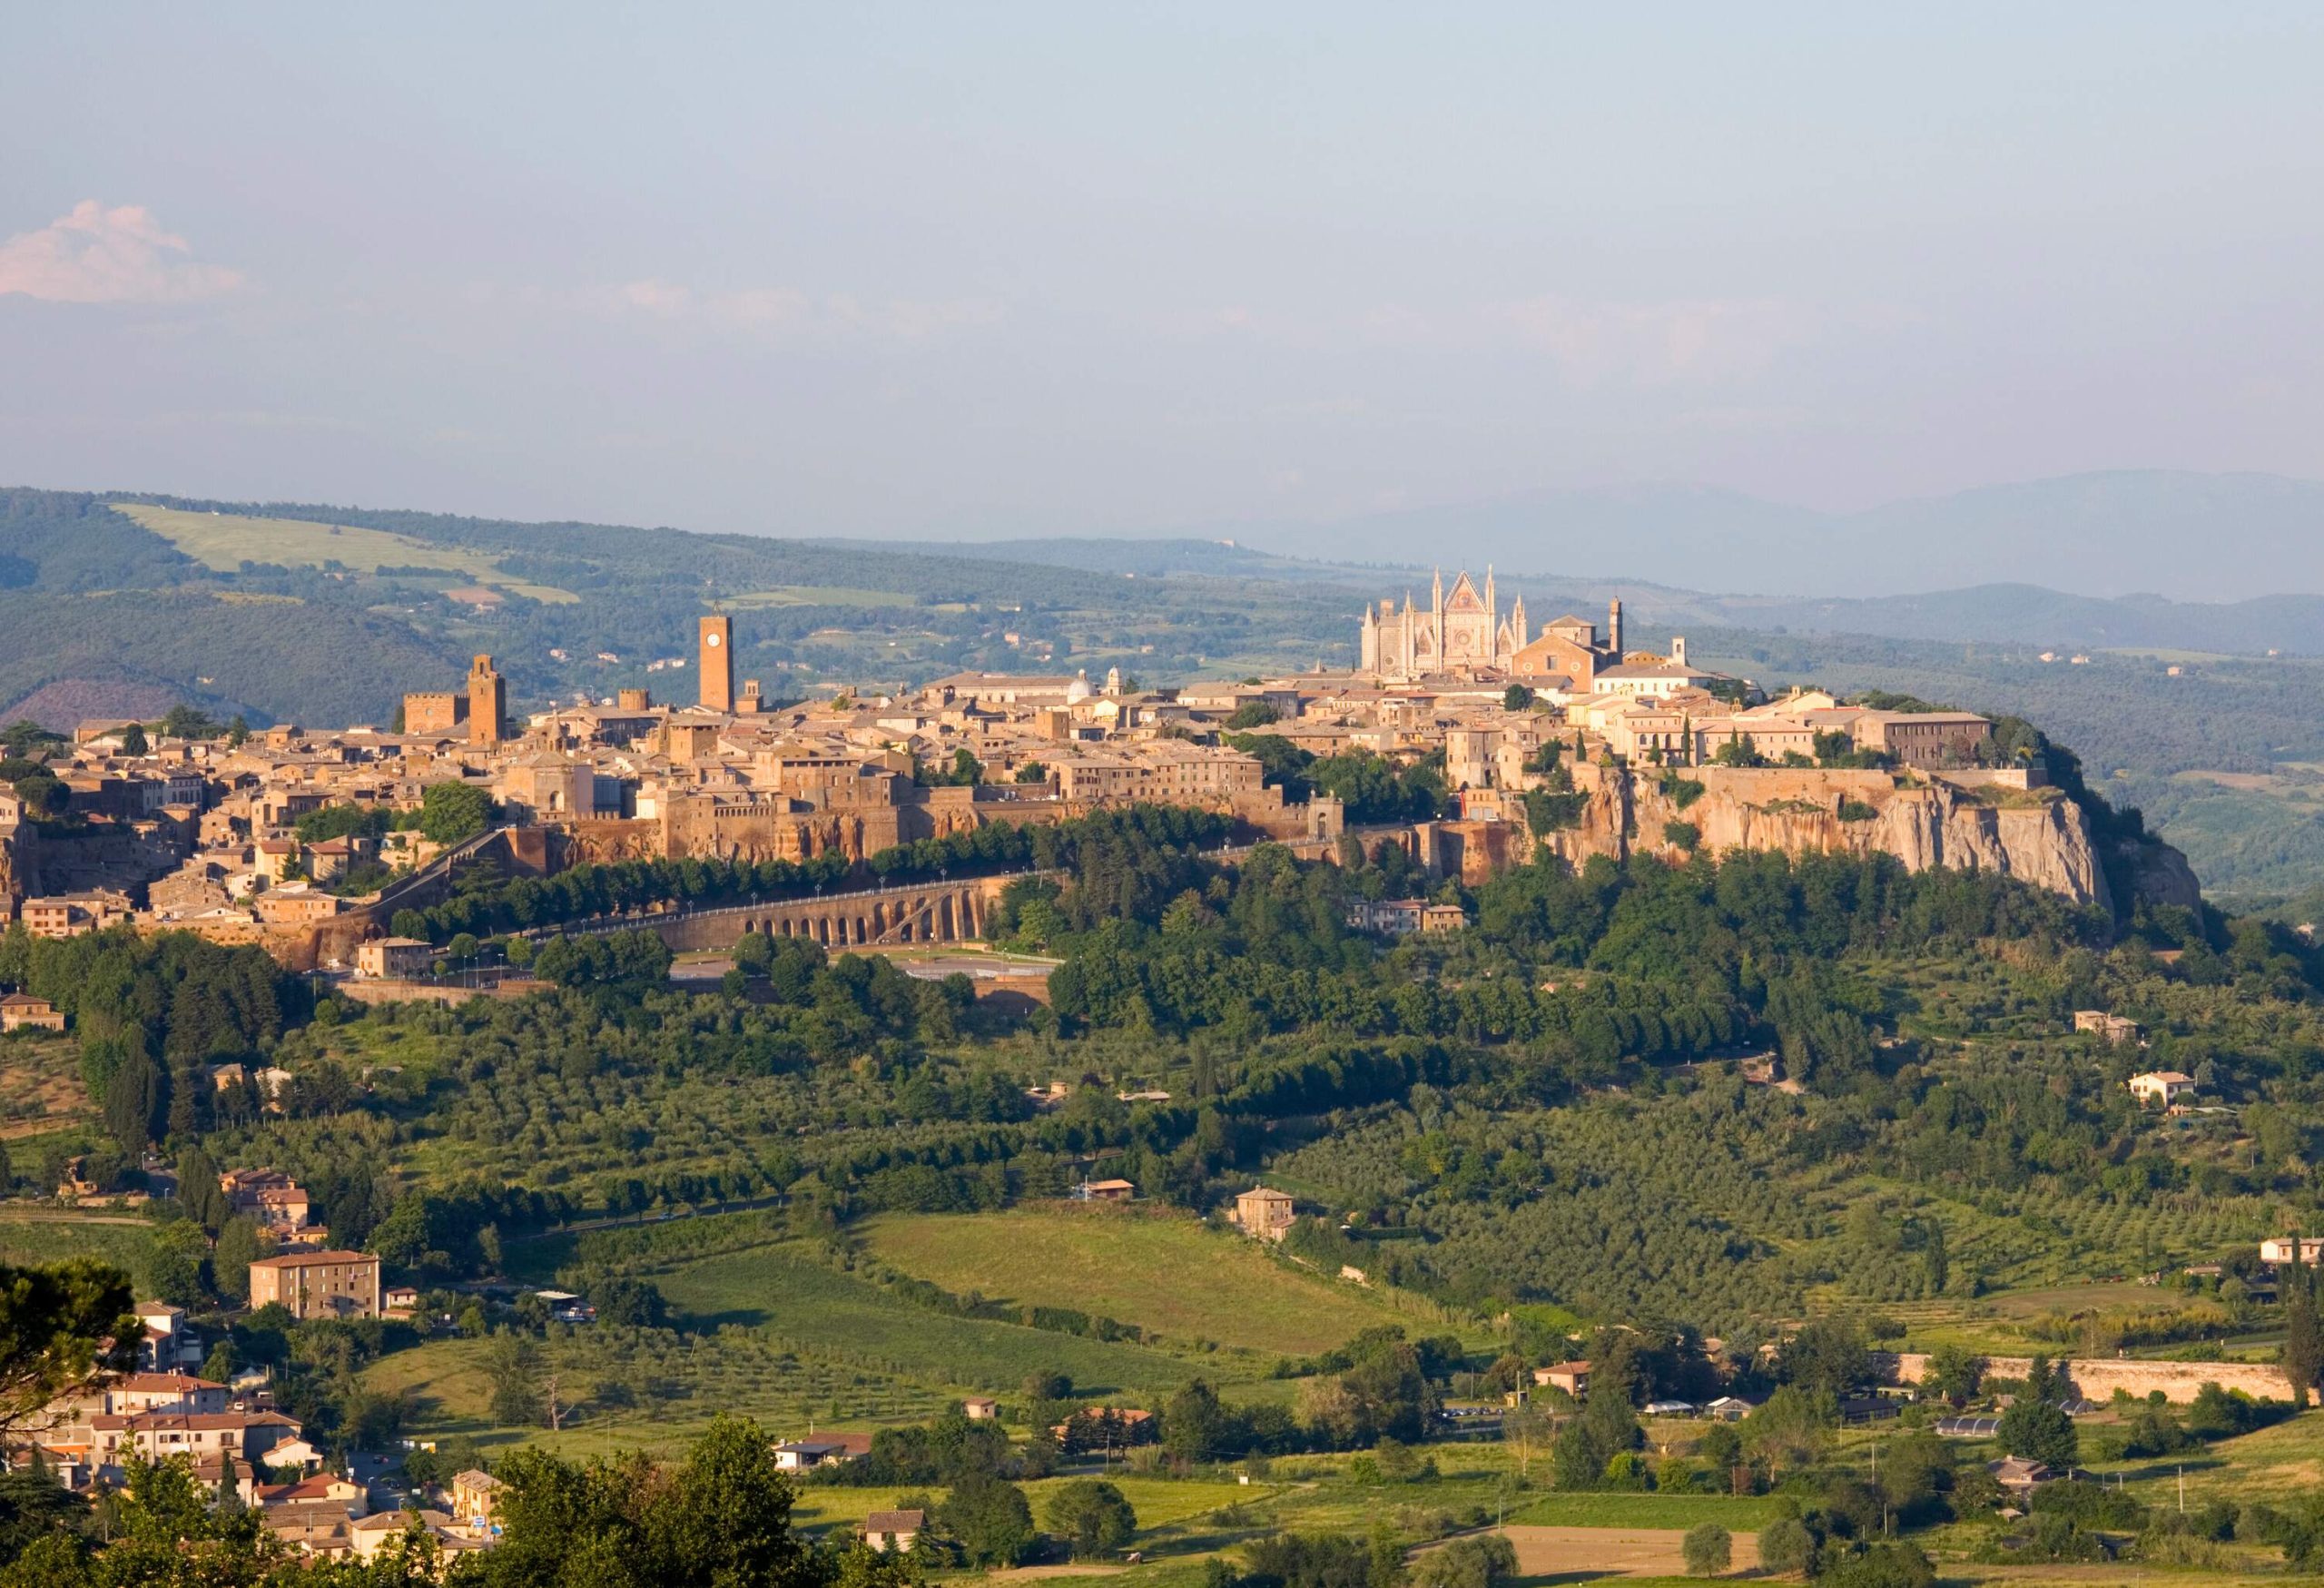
[{"left": 698, "top": 615, "right": 734, "bottom": 712}]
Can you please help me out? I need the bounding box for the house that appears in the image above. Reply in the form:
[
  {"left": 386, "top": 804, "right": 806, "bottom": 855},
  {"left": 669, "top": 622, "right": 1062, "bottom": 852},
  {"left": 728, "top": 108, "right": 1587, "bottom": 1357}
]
[
  {"left": 1988, "top": 1455, "right": 2056, "bottom": 1494},
  {"left": 1078, "top": 1179, "right": 1136, "bottom": 1202},
  {"left": 134, "top": 1301, "right": 204, "bottom": 1371},
  {"left": 356, "top": 937, "right": 435, "bottom": 980},
  {"left": 1345, "top": 898, "right": 1469, "bottom": 937},
  {"left": 384, "top": 1286, "right": 421, "bottom": 1315},
  {"left": 2260, "top": 1237, "right": 2324, "bottom": 1266},
  {"left": 257, "top": 1471, "right": 363, "bottom": 1511},
  {"left": 1704, "top": 1396, "right": 1756, "bottom": 1422},
  {"left": 1234, "top": 1186, "right": 1297, "bottom": 1242},
  {"left": 1641, "top": 1399, "right": 1699, "bottom": 1417},
  {"left": 773, "top": 1437, "right": 858, "bottom": 1471},
  {"left": 104, "top": 1373, "right": 230, "bottom": 1415},
  {"left": 451, "top": 1468, "right": 504, "bottom": 1536},
  {"left": 862, "top": 1509, "right": 925, "bottom": 1553},
  {"left": 962, "top": 1397, "right": 999, "bottom": 1421},
  {"left": 0, "top": 993, "right": 65, "bottom": 1033},
  {"left": 2128, "top": 1070, "right": 2197, "bottom": 1108},
  {"left": 2073, "top": 1011, "right": 2142, "bottom": 1045},
  {"left": 247, "top": 1251, "right": 380, "bottom": 1320},
  {"left": 349, "top": 1509, "right": 485, "bottom": 1563},
  {"left": 1531, "top": 1361, "right": 1591, "bottom": 1398}
]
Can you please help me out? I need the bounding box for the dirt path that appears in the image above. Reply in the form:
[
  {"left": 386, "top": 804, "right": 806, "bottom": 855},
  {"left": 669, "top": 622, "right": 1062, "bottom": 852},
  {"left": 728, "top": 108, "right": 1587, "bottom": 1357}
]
[{"left": 1498, "top": 1524, "right": 1762, "bottom": 1578}]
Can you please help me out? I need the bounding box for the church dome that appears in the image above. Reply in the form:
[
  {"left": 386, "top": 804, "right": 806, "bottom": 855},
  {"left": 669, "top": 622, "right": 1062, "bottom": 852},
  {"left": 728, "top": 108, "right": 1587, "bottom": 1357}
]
[{"left": 1066, "top": 670, "right": 1092, "bottom": 704}]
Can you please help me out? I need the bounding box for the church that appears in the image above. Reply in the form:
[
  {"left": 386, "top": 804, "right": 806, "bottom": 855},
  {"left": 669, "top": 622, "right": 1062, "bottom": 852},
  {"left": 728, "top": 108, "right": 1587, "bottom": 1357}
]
[
  {"left": 1362, "top": 574, "right": 1659, "bottom": 692},
  {"left": 1359, "top": 569, "right": 1530, "bottom": 680}
]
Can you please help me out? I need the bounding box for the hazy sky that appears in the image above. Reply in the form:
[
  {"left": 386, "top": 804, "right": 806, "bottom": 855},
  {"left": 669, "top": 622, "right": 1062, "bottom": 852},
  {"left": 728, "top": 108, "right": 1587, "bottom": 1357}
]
[{"left": 5, "top": 5, "right": 2321, "bottom": 544}]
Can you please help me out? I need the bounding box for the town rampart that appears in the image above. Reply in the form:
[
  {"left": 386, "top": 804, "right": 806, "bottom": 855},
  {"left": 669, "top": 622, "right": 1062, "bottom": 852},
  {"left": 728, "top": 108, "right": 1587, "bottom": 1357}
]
[{"left": 1876, "top": 1350, "right": 2293, "bottom": 1405}]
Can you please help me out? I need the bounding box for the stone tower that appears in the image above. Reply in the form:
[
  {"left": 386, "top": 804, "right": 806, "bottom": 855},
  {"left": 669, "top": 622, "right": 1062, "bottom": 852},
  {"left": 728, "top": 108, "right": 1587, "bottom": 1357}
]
[
  {"left": 467, "top": 655, "right": 507, "bottom": 746},
  {"left": 698, "top": 615, "right": 734, "bottom": 712}
]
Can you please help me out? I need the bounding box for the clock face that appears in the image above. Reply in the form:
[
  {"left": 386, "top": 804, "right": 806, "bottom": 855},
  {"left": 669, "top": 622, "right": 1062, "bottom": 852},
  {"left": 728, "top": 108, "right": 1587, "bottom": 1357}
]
[{"left": 706, "top": 632, "right": 722, "bottom": 646}]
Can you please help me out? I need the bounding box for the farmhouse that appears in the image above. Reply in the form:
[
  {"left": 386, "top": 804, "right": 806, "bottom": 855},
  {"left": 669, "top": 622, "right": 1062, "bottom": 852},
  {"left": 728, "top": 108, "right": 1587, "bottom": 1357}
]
[
  {"left": 1532, "top": 1362, "right": 1591, "bottom": 1397},
  {"left": 2127, "top": 1070, "right": 2197, "bottom": 1108},
  {"left": 1234, "top": 1186, "right": 1296, "bottom": 1242},
  {"left": 0, "top": 993, "right": 64, "bottom": 1032},
  {"left": 862, "top": 1509, "right": 924, "bottom": 1553}
]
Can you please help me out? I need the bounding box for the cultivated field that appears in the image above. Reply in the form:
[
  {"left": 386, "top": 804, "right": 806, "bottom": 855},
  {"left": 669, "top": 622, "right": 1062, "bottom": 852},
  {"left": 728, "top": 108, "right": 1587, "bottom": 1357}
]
[
  {"left": 858, "top": 1205, "right": 1420, "bottom": 1357},
  {"left": 112, "top": 504, "right": 578, "bottom": 603},
  {"left": 650, "top": 1238, "right": 1207, "bottom": 1397}
]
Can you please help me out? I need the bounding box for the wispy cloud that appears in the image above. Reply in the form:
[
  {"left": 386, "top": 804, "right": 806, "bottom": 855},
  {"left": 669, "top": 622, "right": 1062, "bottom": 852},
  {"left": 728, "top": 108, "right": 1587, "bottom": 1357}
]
[
  {"left": 576, "top": 278, "right": 997, "bottom": 340},
  {"left": 0, "top": 201, "right": 244, "bottom": 304},
  {"left": 1494, "top": 295, "right": 1797, "bottom": 387}
]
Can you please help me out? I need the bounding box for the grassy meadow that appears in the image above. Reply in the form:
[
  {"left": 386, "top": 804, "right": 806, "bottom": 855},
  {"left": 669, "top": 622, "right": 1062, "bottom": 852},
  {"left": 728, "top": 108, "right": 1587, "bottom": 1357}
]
[
  {"left": 112, "top": 504, "right": 579, "bottom": 603},
  {"left": 856, "top": 1205, "right": 1418, "bottom": 1357}
]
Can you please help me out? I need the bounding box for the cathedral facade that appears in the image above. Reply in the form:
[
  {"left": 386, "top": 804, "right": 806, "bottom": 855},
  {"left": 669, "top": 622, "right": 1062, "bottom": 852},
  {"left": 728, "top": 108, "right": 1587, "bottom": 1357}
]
[{"left": 1359, "top": 569, "right": 1529, "bottom": 681}]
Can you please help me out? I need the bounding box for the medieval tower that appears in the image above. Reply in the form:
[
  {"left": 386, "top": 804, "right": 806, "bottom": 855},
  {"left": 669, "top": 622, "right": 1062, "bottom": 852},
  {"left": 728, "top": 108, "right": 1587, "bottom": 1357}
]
[
  {"left": 698, "top": 615, "right": 734, "bottom": 712},
  {"left": 466, "top": 655, "right": 507, "bottom": 746}
]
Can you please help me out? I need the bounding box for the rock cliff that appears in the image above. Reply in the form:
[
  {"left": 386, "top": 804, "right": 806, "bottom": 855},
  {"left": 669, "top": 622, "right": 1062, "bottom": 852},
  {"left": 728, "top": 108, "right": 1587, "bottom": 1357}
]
[{"left": 1516, "top": 764, "right": 2189, "bottom": 912}]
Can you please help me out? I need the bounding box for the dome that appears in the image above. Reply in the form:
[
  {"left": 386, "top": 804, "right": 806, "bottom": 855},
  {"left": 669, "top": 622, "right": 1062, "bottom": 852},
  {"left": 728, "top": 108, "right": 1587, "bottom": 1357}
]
[{"left": 1065, "top": 670, "right": 1092, "bottom": 704}]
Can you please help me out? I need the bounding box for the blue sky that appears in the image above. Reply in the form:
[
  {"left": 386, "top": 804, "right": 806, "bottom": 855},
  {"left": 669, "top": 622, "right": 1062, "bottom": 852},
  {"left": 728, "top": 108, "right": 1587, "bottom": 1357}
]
[{"left": 5, "top": 5, "right": 2320, "bottom": 543}]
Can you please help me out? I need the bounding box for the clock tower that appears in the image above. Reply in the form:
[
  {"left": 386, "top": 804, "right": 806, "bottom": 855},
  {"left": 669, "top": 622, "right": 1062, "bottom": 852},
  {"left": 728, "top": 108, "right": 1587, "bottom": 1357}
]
[{"left": 698, "top": 615, "right": 734, "bottom": 712}]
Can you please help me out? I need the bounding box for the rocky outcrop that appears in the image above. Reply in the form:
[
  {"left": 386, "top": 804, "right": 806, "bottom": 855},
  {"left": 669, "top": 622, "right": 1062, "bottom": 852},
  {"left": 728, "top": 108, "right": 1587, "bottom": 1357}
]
[{"left": 1522, "top": 764, "right": 2155, "bottom": 910}]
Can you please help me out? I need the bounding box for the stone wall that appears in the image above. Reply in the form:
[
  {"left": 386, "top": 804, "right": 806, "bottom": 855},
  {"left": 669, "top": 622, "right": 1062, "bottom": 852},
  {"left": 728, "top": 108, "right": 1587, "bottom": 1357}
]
[{"left": 1876, "top": 1350, "right": 2293, "bottom": 1405}]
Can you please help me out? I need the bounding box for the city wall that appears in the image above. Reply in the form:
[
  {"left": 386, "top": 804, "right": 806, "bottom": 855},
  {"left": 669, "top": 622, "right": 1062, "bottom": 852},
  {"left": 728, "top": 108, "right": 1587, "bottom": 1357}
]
[{"left": 1876, "top": 1351, "right": 2293, "bottom": 1405}]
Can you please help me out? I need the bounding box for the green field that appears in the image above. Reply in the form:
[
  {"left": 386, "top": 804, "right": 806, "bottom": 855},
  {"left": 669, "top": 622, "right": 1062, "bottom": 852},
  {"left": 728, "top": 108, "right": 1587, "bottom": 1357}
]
[
  {"left": 1505, "top": 1491, "right": 1782, "bottom": 1531},
  {"left": 0, "top": 1214, "right": 162, "bottom": 1294},
  {"left": 724, "top": 586, "right": 915, "bottom": 609},
  {"left": 858, "top": 1205, "right": 1417, "bottom": 1357},
  {"left": 652, "top": 1239, "right": 1205, "bottom": 1398},
  {"left": 112, "top": 503, "right": 578, "bottom": 603}
]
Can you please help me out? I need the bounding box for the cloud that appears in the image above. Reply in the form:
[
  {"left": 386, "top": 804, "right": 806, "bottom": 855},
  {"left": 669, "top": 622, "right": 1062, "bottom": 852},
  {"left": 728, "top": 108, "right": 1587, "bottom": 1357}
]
[
  {"left": 585, "top": 278, "right": 994, "bottom": 340},
  {"left": 0, "top": 201, "right": 244, "bottom": 304},
  {"left": 1495, "top": 295, "right": 1797, "bottom": 387}
]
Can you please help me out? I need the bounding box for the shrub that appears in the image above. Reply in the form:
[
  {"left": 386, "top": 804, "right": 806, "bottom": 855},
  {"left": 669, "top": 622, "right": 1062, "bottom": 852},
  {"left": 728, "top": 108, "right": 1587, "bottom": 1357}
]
[
  {"left": 1664, "top": 821, "right": 1700, "bottom": 853},
  {"left": 1660, "top": 774, "right": 1707, "bottom": 809},
  {"left": 1837, "top": 798, "right": 1879, "bottom": 823},
  {"left": 1758, "top": 1516, "right": 1814, "bottom": 1575}
]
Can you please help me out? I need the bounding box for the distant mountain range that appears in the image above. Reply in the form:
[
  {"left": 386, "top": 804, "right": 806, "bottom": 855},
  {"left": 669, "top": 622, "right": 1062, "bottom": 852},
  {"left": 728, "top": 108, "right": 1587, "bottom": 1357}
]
[{"left": 1190, "top": 469, "right": 2324, "bottom": 604}]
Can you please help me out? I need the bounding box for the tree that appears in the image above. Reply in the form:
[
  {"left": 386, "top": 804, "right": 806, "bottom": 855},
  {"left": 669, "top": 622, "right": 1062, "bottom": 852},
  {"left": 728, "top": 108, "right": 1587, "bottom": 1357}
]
[
  {"left": 225, "top": 715, "right": 250, "bottom": 748},
  {"left": 146, "top": 1221, "right": 209, "bottom": 1307},
  {"left": 1408, "top": 1534, "right": 1517, "bottom": 1588},
  {"left": 1043, "top": 1478, "right": 1136, "bottom": 1558},
  {"left": 1779, "top": 1317, "right": 1869, "bottom": 1399},
  {"left": 1818, "top": 1543, "right": 1935, "bottom": 1588},
  {"left": 0, "top": 1259, "right": 137, "bottom": 1440},
  {"left": 1015, "top": 761, "right": 1049, "bottom": 784},
  {"left": 2281, "top": 1242, "right": 2321, "bottom": 1409},
  {"left": 1681, "top": 1523, "right": 1730, "bottom": 1577},
  {"left": 1164, "top": 1378, "right": 1229, "bottom": 1464},
  {"left": 1226, "top": 701, "right": 1281, "bottom": 730},
  {"left": 212, "top": 1217, "right": 263, "bottom": 1302},
  {"left": 1757, "top": 1515, "right": 1815, "bottom": 1574},
  {"left": 1925, "top": 1344, "right": 1984, "bottom": 1406},
  {"left": 1502, "top": 684, "right": 1535, "bottom": 712},
  {"left": 1551, "top": 1386, "right": 1640, "bottom": 1489},
  {"left": 1994, "top": 1396, "right": 2077, "bottom": 1469},
  {"left": 1742, "top": 1387, "right": 1830, "bottom": 1480},
  {"left": 939, "top": 1471, "right": 1034, "bottom": 1567},
  {"left": 118, "top": 723, "right": 147, "bottom": 756},
  {"left": 418, "top": 781, "right": 495, "bottom": 844}
]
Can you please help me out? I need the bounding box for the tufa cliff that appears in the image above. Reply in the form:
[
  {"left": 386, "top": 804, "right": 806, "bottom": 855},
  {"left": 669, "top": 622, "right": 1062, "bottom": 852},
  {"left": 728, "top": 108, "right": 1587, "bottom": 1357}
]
[{"left": 1490, "top": 764, "right": 2197, "bottom": 914}]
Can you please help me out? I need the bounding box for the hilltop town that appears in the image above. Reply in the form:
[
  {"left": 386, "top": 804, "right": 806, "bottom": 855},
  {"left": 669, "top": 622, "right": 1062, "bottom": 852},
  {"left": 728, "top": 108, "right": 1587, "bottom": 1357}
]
[{"left": 0, "top": 573, "right": 2198, "bottom": 972}]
